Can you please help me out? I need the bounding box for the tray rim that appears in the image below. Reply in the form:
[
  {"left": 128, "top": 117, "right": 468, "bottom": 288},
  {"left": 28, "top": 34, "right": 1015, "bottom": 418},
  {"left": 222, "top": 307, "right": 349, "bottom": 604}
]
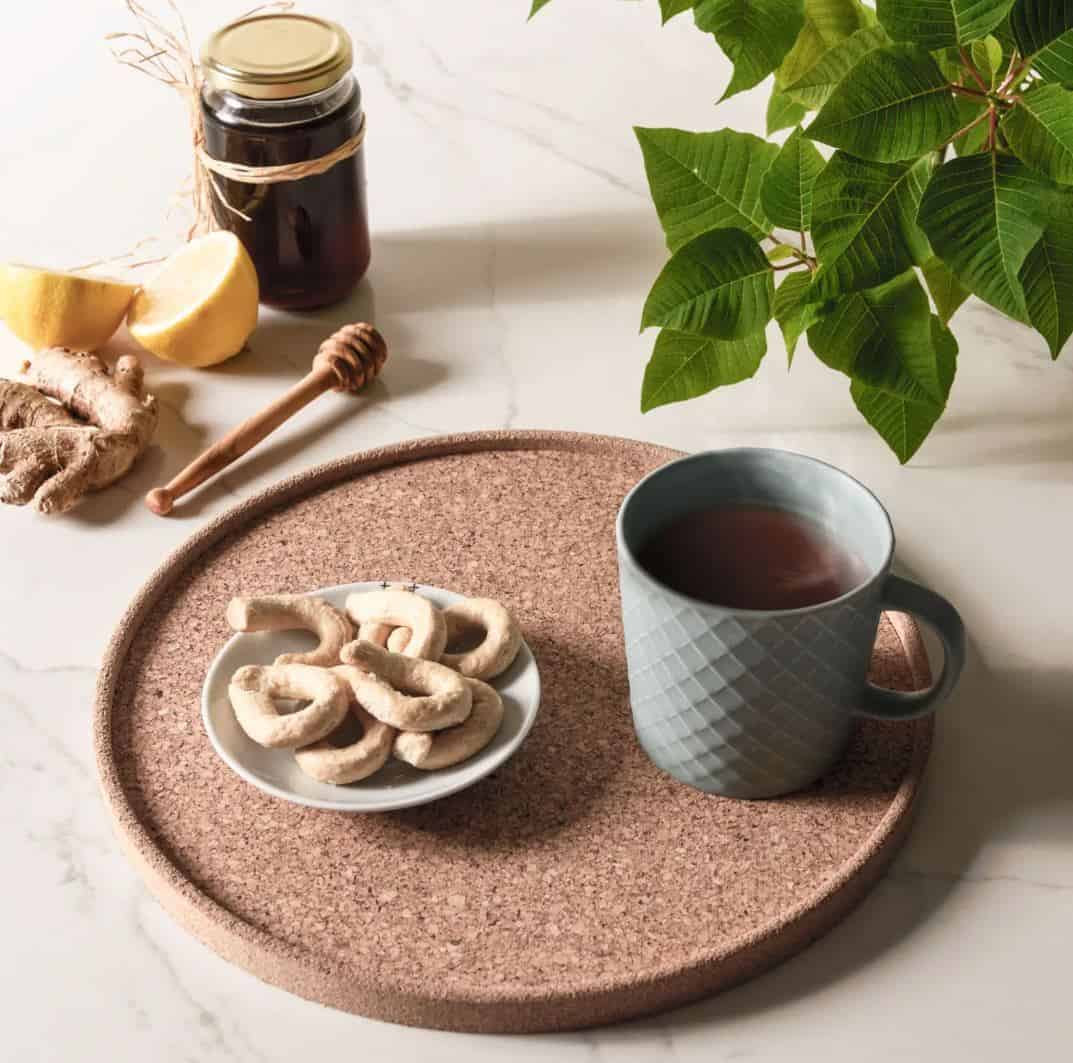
[{"left": 94, "top": 429, "right": 933, "bottom": 1033}]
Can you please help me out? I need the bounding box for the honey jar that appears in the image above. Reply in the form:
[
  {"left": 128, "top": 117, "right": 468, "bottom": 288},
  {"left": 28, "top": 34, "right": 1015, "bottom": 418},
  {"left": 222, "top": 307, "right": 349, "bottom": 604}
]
[{"left": 200, "top": 14, "right": 371, "bottom": 309}]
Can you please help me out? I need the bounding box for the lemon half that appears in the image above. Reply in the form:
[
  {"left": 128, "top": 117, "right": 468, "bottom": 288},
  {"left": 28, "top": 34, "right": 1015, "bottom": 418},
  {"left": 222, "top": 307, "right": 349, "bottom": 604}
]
[
  {"left": 127, "top": 232, "right": 259, "bottom": 368},
  {"left": 1, "top": 264, "right": 137, "bottom": 351}
]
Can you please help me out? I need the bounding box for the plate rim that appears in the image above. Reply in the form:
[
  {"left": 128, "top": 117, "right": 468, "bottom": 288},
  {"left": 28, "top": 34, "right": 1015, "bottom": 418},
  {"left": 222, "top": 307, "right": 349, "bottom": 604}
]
[{"left": 201, "top": 579, "right": 542, "bottom": 812}]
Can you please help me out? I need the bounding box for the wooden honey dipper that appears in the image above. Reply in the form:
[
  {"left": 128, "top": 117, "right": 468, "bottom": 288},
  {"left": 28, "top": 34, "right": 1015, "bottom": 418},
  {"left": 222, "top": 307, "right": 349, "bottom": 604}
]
[{"left": 145, "top": 322, "right": 387, "bottom": 516}]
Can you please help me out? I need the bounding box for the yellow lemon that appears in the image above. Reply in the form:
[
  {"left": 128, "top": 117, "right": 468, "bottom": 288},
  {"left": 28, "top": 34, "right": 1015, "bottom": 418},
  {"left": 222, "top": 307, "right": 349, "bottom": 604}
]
[
  {"left": 127, "top": 231, "right": 259, "bottom": 368},
  {"left": 1, "top": 264, "right": 137, "bottom": 351}
]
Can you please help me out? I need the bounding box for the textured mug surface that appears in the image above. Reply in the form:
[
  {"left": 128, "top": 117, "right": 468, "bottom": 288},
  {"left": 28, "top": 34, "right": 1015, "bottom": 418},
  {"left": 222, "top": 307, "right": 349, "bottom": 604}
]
[{"left": 616, "top": 449, "right": 965, "bottom": 799}]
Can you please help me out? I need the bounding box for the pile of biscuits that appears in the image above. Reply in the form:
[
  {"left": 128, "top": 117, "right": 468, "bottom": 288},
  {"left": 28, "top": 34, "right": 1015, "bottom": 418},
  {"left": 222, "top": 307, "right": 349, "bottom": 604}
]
[{"left": 224, "top": 586, "right": 522, "bottom": 785}]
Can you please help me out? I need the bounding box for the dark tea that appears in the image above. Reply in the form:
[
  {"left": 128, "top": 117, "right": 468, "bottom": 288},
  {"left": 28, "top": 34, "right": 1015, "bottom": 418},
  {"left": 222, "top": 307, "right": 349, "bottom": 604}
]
[{"left": 637, "top": 504, "right": 869, "bottom": 611}]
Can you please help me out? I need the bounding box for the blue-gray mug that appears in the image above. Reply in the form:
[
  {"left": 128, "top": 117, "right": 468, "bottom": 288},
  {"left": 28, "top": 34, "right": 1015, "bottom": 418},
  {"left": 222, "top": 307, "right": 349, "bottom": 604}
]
[{"left": 616, "top": 448, "right": 965, "bottom": 799}]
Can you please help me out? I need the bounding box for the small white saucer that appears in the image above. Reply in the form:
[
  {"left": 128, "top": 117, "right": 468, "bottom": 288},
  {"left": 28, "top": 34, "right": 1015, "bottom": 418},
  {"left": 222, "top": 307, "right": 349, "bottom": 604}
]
[{"left": 201, "top": 581, "right": 541, "bottom": 812}]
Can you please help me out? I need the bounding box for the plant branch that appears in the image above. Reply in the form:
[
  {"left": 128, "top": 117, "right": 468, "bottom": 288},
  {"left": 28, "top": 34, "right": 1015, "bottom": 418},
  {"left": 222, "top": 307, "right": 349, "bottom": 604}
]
[
  {"left": 941, "top": 106, "right": 992, "bottom": 150},
  {"left": 950, "top": 83, "right": 987, "bottom": 100},
  {"left": 959, "top": 46, "right": 989, "bottom": 92},
  {"left": 988, "top": 107, "right": 998, "bottom": 151},
  {"left": 998, "top": 51, "right": 1025, "bottom": 95},
  {"left": 767, "top": 241, "right": 818, "bottom": 273}
]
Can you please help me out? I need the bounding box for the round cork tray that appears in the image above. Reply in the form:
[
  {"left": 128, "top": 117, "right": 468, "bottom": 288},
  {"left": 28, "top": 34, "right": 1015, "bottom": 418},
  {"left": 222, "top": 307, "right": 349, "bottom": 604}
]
[{"left": 95, "top": 430, "right": 933, "bottom": 1034}]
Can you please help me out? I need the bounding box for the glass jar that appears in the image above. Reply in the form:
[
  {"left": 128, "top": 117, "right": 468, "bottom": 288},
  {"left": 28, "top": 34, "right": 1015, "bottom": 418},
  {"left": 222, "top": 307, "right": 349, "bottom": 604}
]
[{"left": 200, "top": 15, "right": 371, "bottom": 310}]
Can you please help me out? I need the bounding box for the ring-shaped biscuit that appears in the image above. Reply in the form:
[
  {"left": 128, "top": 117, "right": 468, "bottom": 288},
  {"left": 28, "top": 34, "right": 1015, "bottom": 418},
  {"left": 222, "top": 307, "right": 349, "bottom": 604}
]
[
  {"left": 345, "top": 589, "right": 446, "bottom": 660},
  {"left": 394, "top": 677, "right": 505, "bottom": 770},
  {"left": 386, "top": 626, "right": 411, "bottom": 653},
  {"left": 356, "top": 621, "right": 413, "bottom": 656},
  {"left": 294, "top": 666, "right": 396, "bottom": 784},
  {"left": 358, "top": 621, "right": 395, "bottom": 648},
  {"left": 339, "top": 640, "right": 472, "bottom": 731},
  {"left": 226, "top": 594, "right": 353, "bottom": 667},
  {"left": 440, "top": 598, "right": 522, "bottom": 680},
  {"left": 228, "top": 663, "right": 349, "bottom": 749}
]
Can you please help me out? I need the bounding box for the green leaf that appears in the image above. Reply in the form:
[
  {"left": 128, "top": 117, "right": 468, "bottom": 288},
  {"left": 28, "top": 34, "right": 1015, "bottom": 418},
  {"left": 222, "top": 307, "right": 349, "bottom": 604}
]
[
  {"left": 953, "top": 96, "right": 991, "bottom": 155},
  {"left": 918, "top": 153, "right": 1050, "bottom": 321},
  {"left": 660, "top": 0, "right": 697, "bottom": 22},
  {"left": 528, "top": 0, "right": 554, "bottom": 17},
  {"left": 932, "top": 46, "right": 965, "bottom": 82},
  {"left": 876, "top": 0, "right": 1013, "bottom": 49},
  {"left": 1010, "top": 0, "right": 1073, "bottom": 62},
  {"left": 634, "top": 127, "right": 779, "bottom": 251},
  {"left": 760, "top": 127, "right": 826, "bottom": 230},
  {"left": 1032, "top": 32, "right": 1073, "bottom": 84},
  {"left": 777, "top": 0, "right": 874, "bottom": 88},
  {"left": 641, "top": 227, "right": 775, "bottom": 339},
  {"left": 807, "top": 270, "right": 951, "bottom": 401},
  {"left": 641, "top": 329, "right": 767, "bottom": 411},
  {"left": 807, "top": 44, "right": 961, "bottom": 161},
  {"left": 694, "top": 0, "right": 805, "bottom": 100},
  {"left": 774, "top": 269, "right": 828, "bottom": 361},
  {"left": 782, "top": 25, "right": 891, "bottom": 108},
  {"left": 1002, "top": 84, "right": 1073, "bottom": 184},
  {"left": 767, "top": 243, "right": 797, "bottom": 262},
  {"left": 805, "top": 0, "right": 873, "bottom": 39},
  {"left": 809, "top": 152, "right": 934, "bottom": 300},
  {"left": 851, "top": 319, "right": 957, "bottom": 461},
  {"left": 972, "top": 35, "right": 1005, "bottom": 84},
  {"left": 921, "top": 255, "right": 971, "bottom": 324},
  {"left": 1019, "top": 197, "right": 1073, "bottom": 356},
  {"left": 767, "top": 88, "right": 808, "bottom": 133}
]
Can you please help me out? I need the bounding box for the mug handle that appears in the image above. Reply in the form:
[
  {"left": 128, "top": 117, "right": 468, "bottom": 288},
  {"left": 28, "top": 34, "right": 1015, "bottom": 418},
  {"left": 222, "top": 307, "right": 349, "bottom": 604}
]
[{"left": 857, "top": 574, "right": 966, "bottom": 721}]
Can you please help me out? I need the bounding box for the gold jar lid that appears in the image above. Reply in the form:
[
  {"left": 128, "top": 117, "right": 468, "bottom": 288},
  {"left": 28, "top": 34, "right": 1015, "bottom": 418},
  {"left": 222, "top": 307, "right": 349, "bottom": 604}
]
[{"left": 201, "top": 14, "right": 353, "bottom": 100}]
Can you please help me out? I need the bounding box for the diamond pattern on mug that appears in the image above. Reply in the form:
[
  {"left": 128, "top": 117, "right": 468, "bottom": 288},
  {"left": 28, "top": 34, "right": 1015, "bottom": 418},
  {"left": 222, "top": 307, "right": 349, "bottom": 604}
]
[{"left": 620, "top": 562, "right": 879, "bottom": 795}]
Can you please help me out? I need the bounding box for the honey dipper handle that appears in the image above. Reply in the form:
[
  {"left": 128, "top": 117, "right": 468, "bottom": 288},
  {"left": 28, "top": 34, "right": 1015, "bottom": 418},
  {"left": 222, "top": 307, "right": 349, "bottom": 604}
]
[
  {"left": 145, "top": 365, "right": 335, "bottom": 516},
  {"left": 145, "top": 322, "right": 387, "bottom": 517}
]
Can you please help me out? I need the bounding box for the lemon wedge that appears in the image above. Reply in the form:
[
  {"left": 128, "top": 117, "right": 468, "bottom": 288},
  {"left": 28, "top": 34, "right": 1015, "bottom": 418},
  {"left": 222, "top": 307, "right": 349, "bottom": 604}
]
[
  {"left": 1, "top": 264, "right": 137, "bottom": 351},
  {"left": 127, "top": 232, "right": 259, "bottom": 368}
]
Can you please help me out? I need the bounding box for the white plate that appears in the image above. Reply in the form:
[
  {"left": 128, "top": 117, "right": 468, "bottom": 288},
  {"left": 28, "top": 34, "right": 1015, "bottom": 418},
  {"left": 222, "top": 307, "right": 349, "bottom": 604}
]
[{"left": 202, "top": 581, "right": 541, "bottom": 812}]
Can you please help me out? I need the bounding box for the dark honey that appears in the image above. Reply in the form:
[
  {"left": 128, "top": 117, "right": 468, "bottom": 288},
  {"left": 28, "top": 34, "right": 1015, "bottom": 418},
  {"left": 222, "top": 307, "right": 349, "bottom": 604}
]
[{"left": 202, "top": 78, "right": 371, "bottom": 310}]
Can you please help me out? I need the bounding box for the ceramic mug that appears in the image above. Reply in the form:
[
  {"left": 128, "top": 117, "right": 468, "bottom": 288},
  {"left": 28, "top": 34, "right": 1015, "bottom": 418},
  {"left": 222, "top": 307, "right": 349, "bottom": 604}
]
[{"left": 616, "top": 448, "right": 965, "bottom": 799}]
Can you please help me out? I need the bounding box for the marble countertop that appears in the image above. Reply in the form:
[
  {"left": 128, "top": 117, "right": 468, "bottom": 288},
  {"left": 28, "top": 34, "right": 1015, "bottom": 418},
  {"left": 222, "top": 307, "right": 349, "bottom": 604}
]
[{"left": 3, "top": 1, "right": 1071, "bottom": 1058}]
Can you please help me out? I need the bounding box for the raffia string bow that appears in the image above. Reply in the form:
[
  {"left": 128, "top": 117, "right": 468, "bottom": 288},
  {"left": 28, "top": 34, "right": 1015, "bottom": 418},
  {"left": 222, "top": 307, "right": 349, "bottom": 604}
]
[{"left": 107, "top": 1, "right": 366, "bottom": 238}]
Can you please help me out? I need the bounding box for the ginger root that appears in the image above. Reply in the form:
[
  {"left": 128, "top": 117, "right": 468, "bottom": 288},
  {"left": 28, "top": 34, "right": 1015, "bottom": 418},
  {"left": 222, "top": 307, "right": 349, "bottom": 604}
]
[{"left": 0, "top": 347, "right": 157, "bottom": 514}]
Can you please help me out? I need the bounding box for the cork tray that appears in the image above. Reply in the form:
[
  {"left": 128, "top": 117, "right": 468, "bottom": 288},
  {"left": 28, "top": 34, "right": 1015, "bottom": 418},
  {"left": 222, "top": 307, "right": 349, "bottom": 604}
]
[{"left": 95, "top": 431, "right": 933, "bottom": 1034}]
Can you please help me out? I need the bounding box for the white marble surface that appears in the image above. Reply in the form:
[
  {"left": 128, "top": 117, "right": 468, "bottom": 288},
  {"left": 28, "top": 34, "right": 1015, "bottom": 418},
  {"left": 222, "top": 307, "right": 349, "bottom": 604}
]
[{"left": 2, "top": 1, "right": 1071, "bottom": 1058}]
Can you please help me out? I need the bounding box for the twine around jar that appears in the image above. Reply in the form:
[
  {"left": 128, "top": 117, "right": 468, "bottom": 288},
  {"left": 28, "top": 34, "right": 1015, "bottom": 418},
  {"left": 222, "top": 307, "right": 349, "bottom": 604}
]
[
  {"left": 198, "top": 116, "right": 367, "bottom": 190},
  {"left": 108, "top": 0, "right": 366, "bottom": 234}
]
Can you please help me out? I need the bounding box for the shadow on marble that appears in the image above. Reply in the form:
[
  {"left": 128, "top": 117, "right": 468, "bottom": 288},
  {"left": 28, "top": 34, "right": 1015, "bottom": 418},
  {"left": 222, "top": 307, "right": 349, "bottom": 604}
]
[
  {"left": 371, "top": 209, "right": 661, "bottom": 311},
  {"left": 581, "top": 649, "right": 1073, "bottom": 1035},
  {"left": 222, "top": 280, "right": 379, "bottom": 381},
  {"left": 903, "top": 658, "right": 1073, "bottom": 873},
  {"left": 83, "top": 284, "right": 451, "bottom": 518},
  {"left": 925, "top": 414, "right": 1073, "bottom": 480},
  {"left": 140, "top": 355, "right": 449, "bottom": 519}
]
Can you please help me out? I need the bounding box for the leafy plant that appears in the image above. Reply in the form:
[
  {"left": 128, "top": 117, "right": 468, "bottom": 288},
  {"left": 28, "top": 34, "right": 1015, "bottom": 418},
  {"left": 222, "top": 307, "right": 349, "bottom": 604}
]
[{"left": 529, "top": 0, "right": 1073, "bottom": 460}]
